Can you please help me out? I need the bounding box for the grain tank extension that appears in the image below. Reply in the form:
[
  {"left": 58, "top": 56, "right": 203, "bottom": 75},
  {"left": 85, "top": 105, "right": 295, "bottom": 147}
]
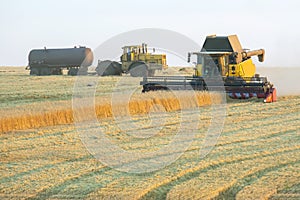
[{"left": 27, "top": 46, "right": 93, "bottom": 75}]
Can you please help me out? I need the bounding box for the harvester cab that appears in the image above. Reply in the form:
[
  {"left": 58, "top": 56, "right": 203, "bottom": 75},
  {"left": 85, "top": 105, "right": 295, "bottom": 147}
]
[
  {"left": 188, "top": 35, "right": 265, "bottom": 78},
  {"left": 141, "top": 35, "right": 276, "bottom": 103},
  {"left": 188, "top": 51, "right": 232, "bottom": 77}
]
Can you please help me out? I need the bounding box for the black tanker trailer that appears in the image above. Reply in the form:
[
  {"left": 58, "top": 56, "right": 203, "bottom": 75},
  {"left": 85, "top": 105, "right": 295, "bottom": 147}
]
[{"left": 27, "top": 46, "right": 93, "bottom": 75}]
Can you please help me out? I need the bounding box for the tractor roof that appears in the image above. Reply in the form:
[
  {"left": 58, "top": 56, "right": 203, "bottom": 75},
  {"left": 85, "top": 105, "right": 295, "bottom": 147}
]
[{"left": 122, "top": 45, "right": 143, "bottom": 49}]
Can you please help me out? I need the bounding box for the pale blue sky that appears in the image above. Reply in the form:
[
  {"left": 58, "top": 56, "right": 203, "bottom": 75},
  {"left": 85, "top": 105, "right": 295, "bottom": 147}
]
[{"left": 1, "top": 0, "right": 299, "bottom": 66}]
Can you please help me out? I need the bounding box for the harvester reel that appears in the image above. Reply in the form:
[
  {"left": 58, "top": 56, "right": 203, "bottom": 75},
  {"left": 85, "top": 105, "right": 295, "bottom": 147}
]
[{"left": 129, "top": 62, "right": 148, "bottom": 77}]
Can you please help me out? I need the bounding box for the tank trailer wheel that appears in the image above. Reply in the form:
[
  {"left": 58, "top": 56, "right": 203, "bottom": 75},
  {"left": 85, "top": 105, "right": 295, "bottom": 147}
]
[
  {"left": 68, "top": 68, "right": 79, "bottom": 76},
  {"left": 40, "top": 67, "right": 51, "bottom": 76},
  {"left": 52, "top": 68, "right": 63, "bottom": 75},
  {"left": 29, "top": 68, "right": 40, "bottom": 76}
]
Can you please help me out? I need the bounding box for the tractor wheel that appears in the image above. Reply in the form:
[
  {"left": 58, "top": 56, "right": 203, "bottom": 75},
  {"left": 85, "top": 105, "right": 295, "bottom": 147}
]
[
  {"left": 129, "top": 62, "right": 148, "bottom": 77},
  {"left": 30, "top": 68, "right": 40, "bottom": 76},
  {"left": 40, "top": 67, "right": 51, "bottom": 76}
]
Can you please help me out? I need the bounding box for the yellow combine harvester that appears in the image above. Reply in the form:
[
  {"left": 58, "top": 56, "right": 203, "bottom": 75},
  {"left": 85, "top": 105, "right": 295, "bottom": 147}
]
[
  {"left": 96, "top": 43, "right": 167, "bottom": 77},
  {"left": 141, "top": 35, "right": 277, "bottom": 103}
]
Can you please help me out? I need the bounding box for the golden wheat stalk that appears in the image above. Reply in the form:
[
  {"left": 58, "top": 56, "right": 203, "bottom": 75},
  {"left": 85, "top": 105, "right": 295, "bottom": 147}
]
[{"left": 0, "top": 91, "right": 219, "bottom": 133}]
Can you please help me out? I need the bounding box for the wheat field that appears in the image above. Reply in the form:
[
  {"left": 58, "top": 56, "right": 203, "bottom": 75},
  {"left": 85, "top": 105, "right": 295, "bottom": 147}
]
[
  {"left": 0, "top": 67, "right": 219, "bottom": 133},
  {"left": 0, "top": 67, "right": 299, "bottom": 199}
]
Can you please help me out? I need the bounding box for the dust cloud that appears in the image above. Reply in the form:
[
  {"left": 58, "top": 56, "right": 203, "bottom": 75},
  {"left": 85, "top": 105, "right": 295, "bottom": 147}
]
[{"left": 256, "top": 67, "right": 300, "bottom": 96}]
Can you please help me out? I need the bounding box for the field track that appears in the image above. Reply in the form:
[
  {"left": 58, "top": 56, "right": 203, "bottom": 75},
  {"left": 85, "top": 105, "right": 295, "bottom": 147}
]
[
  {"left": 0, "top": 67, "right": 299, "bottom": 199},
  {"left": 0, "top": 95, "right": 299, "bottom": 199}
]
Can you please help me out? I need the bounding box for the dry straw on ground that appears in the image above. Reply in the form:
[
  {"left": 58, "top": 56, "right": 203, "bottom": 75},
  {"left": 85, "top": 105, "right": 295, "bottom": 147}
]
[
  {"left": 0, "top": 91, "right": 220, "bottom": 133},
  {"left": 0, "top": 67, "right": 221, "bottom": 133},
  {"left": 1, "top": 95, "right": 299, "bottom": 199}
]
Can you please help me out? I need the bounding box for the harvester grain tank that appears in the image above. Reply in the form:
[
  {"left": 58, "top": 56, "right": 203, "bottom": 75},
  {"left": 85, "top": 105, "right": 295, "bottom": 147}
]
[
  {"left": 96, "top": 43, "right": 167, "bottom": 77},
  {"left": 27, "top": 46, "right": 93, "bottom": 76},
  {"left": 141, "top": 35, "right": 276, "bottom": 103}
]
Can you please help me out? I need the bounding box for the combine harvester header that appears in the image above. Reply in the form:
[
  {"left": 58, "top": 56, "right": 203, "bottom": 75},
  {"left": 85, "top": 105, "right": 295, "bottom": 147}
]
[{"left": 141, "top": 35, "right": 276, "bottom": 103}]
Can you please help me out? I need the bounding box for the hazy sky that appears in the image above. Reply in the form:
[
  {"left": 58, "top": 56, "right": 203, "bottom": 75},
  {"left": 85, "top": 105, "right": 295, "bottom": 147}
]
[{"left": 1, "top": 0, "right": 299, "bottom": 67}]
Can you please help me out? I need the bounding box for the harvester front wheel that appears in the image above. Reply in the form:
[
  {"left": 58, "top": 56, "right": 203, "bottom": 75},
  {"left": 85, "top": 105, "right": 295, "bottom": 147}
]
[{"left": 129, "top": 62, "right": 148, "bottom": 77}]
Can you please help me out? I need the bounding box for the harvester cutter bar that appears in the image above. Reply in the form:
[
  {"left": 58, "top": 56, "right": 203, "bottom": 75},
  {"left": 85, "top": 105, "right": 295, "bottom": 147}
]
[
  {"left": 140, "top": 76, "right": 276, "bottom": 102},
  {"left": 141, "top": 76, "right": 267, "bottom": 92}
]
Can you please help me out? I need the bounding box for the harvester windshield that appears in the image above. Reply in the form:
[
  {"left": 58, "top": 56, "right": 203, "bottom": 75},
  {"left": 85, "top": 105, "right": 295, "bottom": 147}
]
[{"left": 189, "top": 52, "right": 231, "bottom": 77}]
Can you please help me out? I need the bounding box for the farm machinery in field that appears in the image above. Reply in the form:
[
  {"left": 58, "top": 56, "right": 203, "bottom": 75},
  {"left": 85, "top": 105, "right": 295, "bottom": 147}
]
[
  {"left": 140, "top": 35, "right": 276, "bottom": 103},
  {"left": 25, "top": 34, "right": 276, "bottom": 103},
  {"left": 26, "top": 46, "right": 93, "bottom": 76},
  {"left": 96, "top": 43, "right": 167, "bottom": 77},
  {"left": 27, "top": 43, "right": 166, "bottom": 77}
]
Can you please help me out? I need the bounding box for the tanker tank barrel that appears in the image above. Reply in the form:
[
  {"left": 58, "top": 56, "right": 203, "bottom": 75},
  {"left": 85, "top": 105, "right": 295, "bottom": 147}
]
[{"left": 241, "top": 49, "right": 265, "bottom": 62}]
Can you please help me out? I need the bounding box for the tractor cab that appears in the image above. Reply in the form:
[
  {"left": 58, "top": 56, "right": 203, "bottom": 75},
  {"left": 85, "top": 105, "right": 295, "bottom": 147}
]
[
  {"left": 121, "top": 43, "right": 148, "bottom": 62},
  {"left": 117, "top": 43, "right": 166, "bottom": 76}
]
